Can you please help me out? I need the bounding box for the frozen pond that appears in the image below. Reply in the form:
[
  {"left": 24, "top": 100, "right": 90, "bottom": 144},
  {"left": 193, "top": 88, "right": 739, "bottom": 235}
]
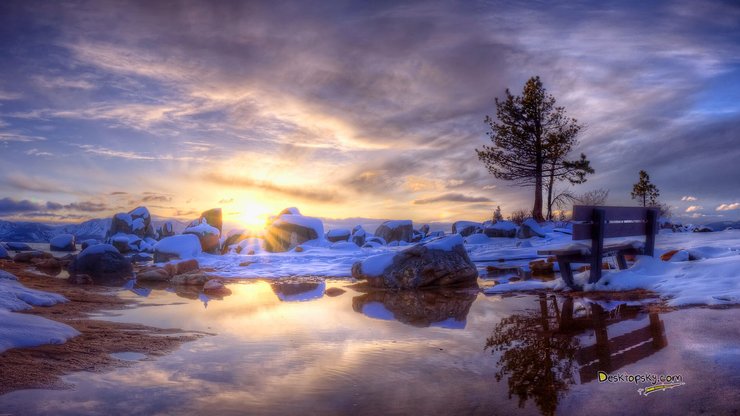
[{"left": 0, "top": 279, "right": 738, "bottom": 415}]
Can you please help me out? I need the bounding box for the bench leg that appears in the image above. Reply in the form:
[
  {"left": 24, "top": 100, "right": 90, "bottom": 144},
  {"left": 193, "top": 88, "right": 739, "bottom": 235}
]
[
  {"left": 557, "top": 258, "right": 578, "bottom": 289},
  {"left": 616, "top": 251, "right": 628, "bottom": 270},
  {"left": 588, "top": 262, "right": 602, "bottom": 284}
]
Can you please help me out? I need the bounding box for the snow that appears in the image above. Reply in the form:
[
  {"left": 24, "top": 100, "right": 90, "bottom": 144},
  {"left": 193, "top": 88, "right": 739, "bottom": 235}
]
[
  {"left": 129, "top": 206, "right": 150, "bottom": 218},
  {"left": 132, "top": 218, "right": 145, "bottom": 231},
  {"left": 464, "top": 234, "right": 490, "bottom": 245},
  {"left": 487, "top": 221, "right": 517, "bottom": 231},
  {"left": 381, "top": 220, "right": 412, "bottom": 229},
  {"left": 0, "top": 245, "right": 8, "bottom": 259},
  {"left": 274, "top": 214, "right": 325, "bottom": 237},
  {"left": 154, "top": 235, "right": 202, "bottom": 260},
  {"left": 0, "top": 271, "right": 79, "bottom": 353},
  {"left": 521, "top": 218, "right": 545, "bottom": 235},
  {"left": 185, "top": 220, "right": 219, "bottom": 236},
  {"left": 424, "top": 234, "right": 463, "bottom": 251},
  {"left": 236, "top": 238, "right": 264, "bottom": 254},
  {"left": 358, "top": 252, "right": 396, "bottom": 277},
  {"left": 0, "top": 310, "right": 80, "bottom": 353},
  {"left": 79, "top": 243, "right": 120, "bottom": 256},
  {"left": 326, "top": 229, "right": 350, "bottom": 238},
  {"left": 114, "top": 213, "right": 133, "bottom": 226}
]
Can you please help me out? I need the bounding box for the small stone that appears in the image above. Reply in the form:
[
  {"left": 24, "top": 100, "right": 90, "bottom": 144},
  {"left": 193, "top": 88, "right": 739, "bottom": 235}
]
[{"left": 137, "top": 268, "right": 171, "bottom": 282}]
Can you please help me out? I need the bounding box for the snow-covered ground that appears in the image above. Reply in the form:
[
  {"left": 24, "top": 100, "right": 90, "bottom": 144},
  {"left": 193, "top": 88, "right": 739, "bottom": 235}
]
[
  {"left": 198, "top": 229, "right": 740, "bottom": 308},
  {"left": 0, "top": 270, "right": 80, "bottom": 353}
]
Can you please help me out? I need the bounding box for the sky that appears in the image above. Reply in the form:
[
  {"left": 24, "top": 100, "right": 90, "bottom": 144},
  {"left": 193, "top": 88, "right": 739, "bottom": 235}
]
[{"left": 0, "top": 0, "right": 739, "bottom": 229}]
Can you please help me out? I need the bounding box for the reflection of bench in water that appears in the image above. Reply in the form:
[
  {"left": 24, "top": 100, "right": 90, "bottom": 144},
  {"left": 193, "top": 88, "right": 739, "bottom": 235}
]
[{"left": 553, "top": 297, "right": 667, "bottom": 383}]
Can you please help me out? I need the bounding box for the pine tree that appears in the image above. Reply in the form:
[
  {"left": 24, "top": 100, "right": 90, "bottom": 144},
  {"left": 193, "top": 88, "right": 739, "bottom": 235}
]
[
  {"left": 476, "top": 76, "right": 592, "bottom": 221},
  {"left": 631, "top": 170, "right": 659, "bottom": 207},
  {"left": 492, "top": 205, "right": 503, "bottom": 222}
]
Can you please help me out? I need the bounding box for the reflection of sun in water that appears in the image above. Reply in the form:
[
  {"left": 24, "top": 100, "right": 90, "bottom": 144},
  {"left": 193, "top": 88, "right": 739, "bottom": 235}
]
[{"left": 237, "top": 203, "right": 272, "bottom": 232}]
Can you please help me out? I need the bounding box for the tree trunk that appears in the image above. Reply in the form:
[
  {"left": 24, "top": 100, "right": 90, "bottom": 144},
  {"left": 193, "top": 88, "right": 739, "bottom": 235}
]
[
  {"left": 533, "top": 162, "right": 544, "bottom": 221},
  {"left": 545, "top": 167, "right": 555, "bottom": 220}
]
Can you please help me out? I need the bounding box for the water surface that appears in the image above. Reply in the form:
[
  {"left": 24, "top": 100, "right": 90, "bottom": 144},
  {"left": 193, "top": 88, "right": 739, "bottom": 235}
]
[{"left": 0, "top": 280, "right": 738, "bottom": 415}]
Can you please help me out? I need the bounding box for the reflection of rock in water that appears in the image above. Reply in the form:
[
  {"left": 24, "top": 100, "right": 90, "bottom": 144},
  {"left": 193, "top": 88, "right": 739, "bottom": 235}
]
[
  {"left": 352, "top": 288, "right": 477, "bottom": 329},
  {"left": 271, "top": 281, "right": 325, "bottom": 302}
]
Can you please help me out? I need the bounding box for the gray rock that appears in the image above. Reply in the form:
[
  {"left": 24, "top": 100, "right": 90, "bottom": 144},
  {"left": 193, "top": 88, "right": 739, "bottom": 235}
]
[
  {"left": 374, "top": 220, "right": 413, "bottom": 243},
  {"left": 452, "top": 221, "right": 482, "bottom": 237},
  {"left": 50, "top": 234, "right": 76, "bottom": 251},
  {"left": 69, "top": 244, "right": 133, "bottom": 281},
  {"left": 516, "top": 219, "right": 546, "bottom": 239},
  {"left": 351, "top": 236, "right": 478, "bottom": 289},
  {"left": 4, "top": 242, "right": 32, "bottom": 251}
]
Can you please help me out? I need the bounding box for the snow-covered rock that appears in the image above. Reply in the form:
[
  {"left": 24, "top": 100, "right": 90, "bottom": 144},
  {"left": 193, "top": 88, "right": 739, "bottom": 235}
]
[
  {"left": 419, "top": 224, "right": 430, "bottom": 236},
  {"left": 452, "top": 221, "right": 482, "bottom": 237},
  {"left": 157, "top": 221, "right": 175, "bottom": 239},
  {"left": 464, "top": 233, "right": 490, "bottom": 244},
  {"left": 183, "top": 219, "right": 221, "bottom": 253},
  {"left": 351, "top": 225, "right": 367, "bottom": 246},
  {"left": 191, "top": 208, "right": 223, "bottom": 235},
  {"left": 374, "top": 220, "right": 413, "bottom": 243},
  {"left": 154, "top": 234, "right": 202, "bottom": 263},
  {"left": 517, "top": 219, "right": 546, "bottom": 239},
  {"left": 236, "top": 238, "right": 264, "bottom": 255},
  {"left": 351, "top": 235, "right": 478, "bottom": 289},
  {"left": 326, "top": 228, "right": 351, "bottom": 242},
  {"left": 0, "top": 245, "right": 9, "bottom": 260},
  {"left": 69, "top": 244, "right": 133, "bottom": 281},
  {"left": 484, "top": 221, "right": 517, "bottom": 238},
  {"left": 49, "top": 234, "right": 76, "bottom": 251},
  {"left": 264, "top": 211, "right": 324, "bottom": 252},
  {"left": 80, "top": 239, "right": 99, "bottom": 250}
]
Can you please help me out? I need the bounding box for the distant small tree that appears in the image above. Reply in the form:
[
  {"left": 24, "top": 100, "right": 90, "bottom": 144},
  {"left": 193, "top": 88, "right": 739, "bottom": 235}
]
[
  {"left": 493, "top": 205, "right": 504, "bottom": 222},
  {"left": 631, "top": 170, "right": 659, "bottom": 207},
  {"left": 508, "top": 209, "right": 528, "bottom": 226},
  {"left": 573, "top": 188, "right": 609, "bottom": 206}
]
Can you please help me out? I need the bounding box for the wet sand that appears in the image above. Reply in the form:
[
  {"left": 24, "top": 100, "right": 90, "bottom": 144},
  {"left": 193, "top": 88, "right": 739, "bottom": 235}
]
[{"left": 0, "top": 260, "right": 205, "bottom": 395}]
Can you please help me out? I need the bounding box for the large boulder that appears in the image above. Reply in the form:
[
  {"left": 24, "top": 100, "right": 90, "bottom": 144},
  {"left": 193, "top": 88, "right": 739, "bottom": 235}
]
[
  {"left": 351, "top": 225, "right": 367, "bottom": 247},
  {"left": 452, "top": 221, "right": 482, "bottom": 237},
  {"left": 153, "top": 234, "right": 202, "bottom": 263},
  {"left": 264, "top": 211, "right": 324, "bottom": 252},
  {"left": 80, "top": 239, "right": 100, "bottom": 250},
  {"left": 484, "top": 221, "right": 517, "bottom": 238},
  {"left": 69, "top": 244, "right": 133, "bottom": 281},
  {"left": 109, "top": 233, "right": 142, "bottom": 253},
  {"left": 107, "top": 207, "right": 156, "bottom": 240},
  {"left": 351, "top": 235, "right": 478, "bottom": 289},
  {"left": 183, "top": 219, "right": 221, "bottom": 253},
  {"left": 374, "top": 220, "right": 413, "bottom": 243},
  {"left": 516, "top": 219, "right": 546, "bottom": 239},
  {"left": 50, "top": 234, "right": 76, "bottom": 251},
  {"left": 222, "top": 229, "right": 250, "bottom": 253},
  {"left": 326, "top": 229, "right": 351, "bottom": 243}
]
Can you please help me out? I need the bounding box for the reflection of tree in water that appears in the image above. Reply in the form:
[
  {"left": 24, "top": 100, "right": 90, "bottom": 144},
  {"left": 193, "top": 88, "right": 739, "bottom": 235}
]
[{"left": 485, "top": 295, "right": 579, "bottom": 416}]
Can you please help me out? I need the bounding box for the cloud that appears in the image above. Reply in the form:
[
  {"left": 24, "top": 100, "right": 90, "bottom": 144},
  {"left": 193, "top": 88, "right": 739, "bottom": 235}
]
[
  {"left": 142, "top": 194, "right": 172, "bottom": 203},
  {"left": 110, "top": 191, "right": 128, "bottom": 195},
  {"left": 3, "top": 174, "right": 63, "bottom": 193},
  {"left": 413, "top": 193, "right": 493, "bottom": 205},
  {"left": 681, "top": 196, "right": 697, "bottom": 201},
  {"left": 0, "top": 197, "right": 44, "bottom": 213},
  {"left": 204, "top": 173, "right": 342, "bottom": 203},
  {"left": 685, "top": 205, "right": 703, "bottom": 212},
  {"left": 716, "top": 203, "right": 740, "bottom": 211},
  {"left": 25, "top": 148, "right": 53, "bottom": 157},
  {"left": 218, "top": 198, "right": 234, "bottom": 204},
  {"left": 64, "top": 201, "right": 108, "bottom": 212}
]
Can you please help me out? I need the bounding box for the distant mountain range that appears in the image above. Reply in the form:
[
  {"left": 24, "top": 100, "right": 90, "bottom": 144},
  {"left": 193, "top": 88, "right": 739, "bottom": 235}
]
[
  {"left": 0, "top": 217, "right": 189, "bottom": 243},
  {"left": 704, "top": 221, "right": 740, "bottom": 231}
]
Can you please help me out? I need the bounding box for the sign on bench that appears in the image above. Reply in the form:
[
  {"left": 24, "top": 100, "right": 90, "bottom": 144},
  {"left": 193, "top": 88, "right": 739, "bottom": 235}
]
[{"left": 539, "top": 205, "right": 659, "bottom": 289}]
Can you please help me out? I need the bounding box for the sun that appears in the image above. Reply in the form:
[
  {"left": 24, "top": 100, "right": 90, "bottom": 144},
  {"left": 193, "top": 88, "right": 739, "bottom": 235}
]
[{"left": 236, "top": 203, "right": 272, "bottom": 232}]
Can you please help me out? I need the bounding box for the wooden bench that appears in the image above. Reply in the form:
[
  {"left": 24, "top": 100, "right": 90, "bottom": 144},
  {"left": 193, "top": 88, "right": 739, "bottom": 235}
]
[{"left": 538, "top": 205, "right": 658, "bottom": 289}]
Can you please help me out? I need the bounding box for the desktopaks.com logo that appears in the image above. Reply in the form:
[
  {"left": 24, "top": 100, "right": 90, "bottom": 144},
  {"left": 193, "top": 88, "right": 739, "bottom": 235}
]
[{"left": 597, "top": 371, "right": 685, "bottom": 396}]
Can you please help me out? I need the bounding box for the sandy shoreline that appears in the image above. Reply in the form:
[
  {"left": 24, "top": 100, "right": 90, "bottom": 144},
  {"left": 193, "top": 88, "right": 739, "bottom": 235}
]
[{"left": 0, "top": 260, "right": 205, "bottom": 396}]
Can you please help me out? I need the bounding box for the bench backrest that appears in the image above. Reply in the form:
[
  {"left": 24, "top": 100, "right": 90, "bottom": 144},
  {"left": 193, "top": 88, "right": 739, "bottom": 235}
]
[{"left": 572, "top": 205, "right": 658, "bottom": 256}]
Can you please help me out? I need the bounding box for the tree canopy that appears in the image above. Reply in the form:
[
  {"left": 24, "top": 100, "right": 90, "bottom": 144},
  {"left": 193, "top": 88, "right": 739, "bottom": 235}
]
[
  {"left": 631, "top": 170, "right": 660, "bottom": 207},
  {"left": 476, "top": 76, "right": 592, "bottom": 221}
]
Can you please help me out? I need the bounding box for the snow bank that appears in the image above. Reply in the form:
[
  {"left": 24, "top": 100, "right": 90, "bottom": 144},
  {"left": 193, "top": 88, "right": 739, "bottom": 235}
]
[
  {"left": 464, "top": 234, "right": 490, "bottom": 245},
  {"left": 0, "top": 271, "right": 79, "bottom": 353},
  {"left": 0, "top": 310, "right": 80, "bottom": 353},
  {"left": 358, "top": 252, "right": 396, "bottom": 277}
]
